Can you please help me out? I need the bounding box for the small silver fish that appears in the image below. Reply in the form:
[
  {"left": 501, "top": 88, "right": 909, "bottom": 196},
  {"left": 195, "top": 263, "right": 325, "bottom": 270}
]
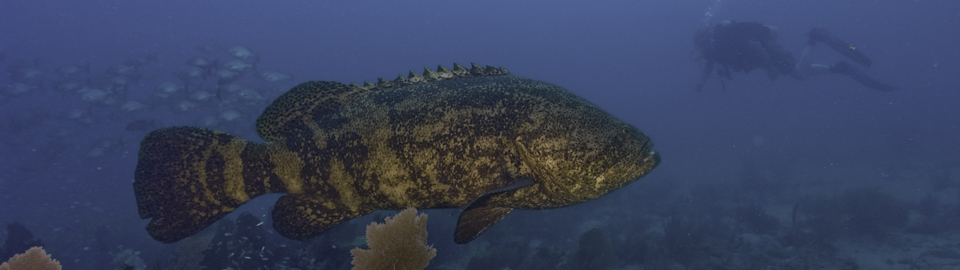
[
  {"left": 220, "top": 59, "right": 253, "bottom": 72},
  {"left": 258, "top": 70, "right": 291, "bottom": 82},
  {"left": 227, "top": 46, "right": 258, "bottom": 63},
  {"left": 175, "top": 66, "right": 207, "bottom": 81},
  {"left": 56, "top": 63, "right": 90, "bottom": 77},
  {"left": 185, "top": 57, "right": 217, "bottom": 69}
]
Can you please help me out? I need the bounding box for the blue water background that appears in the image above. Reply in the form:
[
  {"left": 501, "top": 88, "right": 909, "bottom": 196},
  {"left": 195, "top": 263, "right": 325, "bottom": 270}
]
[{"left": 1, "top": 0, "right": 958, "bottom": 268}]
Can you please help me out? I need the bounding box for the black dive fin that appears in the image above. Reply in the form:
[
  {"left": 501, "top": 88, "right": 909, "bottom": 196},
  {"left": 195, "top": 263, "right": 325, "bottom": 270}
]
[
  {"left": 272, "top": 194, "right": 373, "bottom": 240},
  {"left": 454, "top": 206, "right": 513, "bottom": 244},
  {"left": 455, "top": 178, "right": 534, "bottom": 214},
  {"left": 829, "top": 60, "right": 897, "bottom": 92},
  {"left": 808, "top": 27, "right": 873, "bottom": 67}
]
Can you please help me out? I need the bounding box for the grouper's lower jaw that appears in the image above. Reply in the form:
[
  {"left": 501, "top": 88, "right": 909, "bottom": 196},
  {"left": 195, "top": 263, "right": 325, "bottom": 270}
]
[
  {"left": 610, "top": 150, "right": 661, "bottom": 193},
  {"left": 649, "top": 151, "right": 662, "bottom": 169},
  {"left": 567, "top": 150, "right": 662, "bottom": 202}
]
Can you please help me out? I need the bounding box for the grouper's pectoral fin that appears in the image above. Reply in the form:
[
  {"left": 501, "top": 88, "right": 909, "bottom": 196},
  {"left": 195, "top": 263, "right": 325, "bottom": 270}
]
[
  {"left": 455, "top": 178, "right": 534, "bottom": 214},
  {"left": 272, "top": 194, "right": 372, "bottom": 240},
  {"left": 455, "top": 206, "right": 513, "bottom": 244},
  {"left": 453, "top": 178, "right": 534, "bottom": 244}
]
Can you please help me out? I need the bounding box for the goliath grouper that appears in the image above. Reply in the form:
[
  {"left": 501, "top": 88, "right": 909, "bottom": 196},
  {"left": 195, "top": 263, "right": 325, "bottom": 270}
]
[{"left": 134, "top": 63, "right": 660, "bottom": 244}]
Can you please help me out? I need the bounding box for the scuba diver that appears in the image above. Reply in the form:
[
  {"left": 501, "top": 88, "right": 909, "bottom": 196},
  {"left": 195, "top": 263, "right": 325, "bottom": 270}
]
[{"left": 693, "top": 20, "right": 896, "bottom": 92}]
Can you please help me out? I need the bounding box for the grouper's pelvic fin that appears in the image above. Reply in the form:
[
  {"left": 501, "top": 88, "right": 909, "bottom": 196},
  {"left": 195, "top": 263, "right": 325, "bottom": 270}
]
[
  {"left": 255, "top": 63, "right": 509, "bottom": 142},
  {"left": 134, "top": 126, "right": 298, "bottom": 243}
]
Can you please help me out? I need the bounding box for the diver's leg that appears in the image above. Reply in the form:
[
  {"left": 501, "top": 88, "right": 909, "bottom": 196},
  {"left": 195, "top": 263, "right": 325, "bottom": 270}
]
[
  {"left": 792, "top": 45, "right": 831, "bottom": 80},
  {"left": 799, "top": 45, "right": 815, "bottom": 72},
  {"left": 790, "top": 42, "right": 816, "bottom": 81},
  {"left": 808, "top": 27, "right": 873, "bottom": 67},
  {"left": 748, "top": 41, "right": 779, "bottom": 80},
  {"left": 829, "top": 60, "right": 897, "bottom": 91},
  {"left": 792, "top": 45, "right": 814, "bottom": 80},
  {"left": 694, "top": 60, "right": 715, "bottom": 92},
  {"left": 807, "top": 64, "right": 830, "bottom": 77}
]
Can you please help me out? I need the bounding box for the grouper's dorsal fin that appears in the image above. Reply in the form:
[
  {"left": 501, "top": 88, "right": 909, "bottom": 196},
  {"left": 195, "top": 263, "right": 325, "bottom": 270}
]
[
  {"left": 256, "top": 81, "right": 368, "bottom": 142},
  {"left": 352, "top": 62, "right": 510, "bottom": 92},
  {"left": 256, "top": 63, "right": 510, "bottom": 142}
]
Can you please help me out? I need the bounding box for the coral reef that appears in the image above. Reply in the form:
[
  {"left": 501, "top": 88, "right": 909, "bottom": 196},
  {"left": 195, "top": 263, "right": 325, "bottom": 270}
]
[
  {"left": 461, "top": 239, "right": 565, "bottom": 270},
  {"left": 0, "top": 246, "right": 61, "bottom": 270},
  {"left": 793, "top": 194, "right": 845, "bottom": 245},
  {"left": 733, "top": 199, "right": 780, "bottom": 235},
  {"left": 841, "top": 187, "right": 908, "bottom": 236},
  {"left": 565, "top": 228, "right": 618, "bottom": 270},
  {"left": 658, "top": 215, "right": 707, "bottom": 264},
  {"left": 790, "top": 187, "right": 909, "bottom": 245},
  {"left": 350, "top": 208, "right": 436, "bottom": 270},
  {"left": 519, "top": 244, "right": 565, "bottom": 270},
  {"left": 9, "top": 170, "right": 950, "bottom": 270},
  {"left": 110, "top": 247, "right": 146, "bottom": 270},
  {"left": 465, "top": 245, "right": 523, "bottom": 270},
  {"left": 917, "top": 193, "right": 941, "bottom": 219},
  {"left": 908, "top": 193, "right": 946, "bottom": 235}
]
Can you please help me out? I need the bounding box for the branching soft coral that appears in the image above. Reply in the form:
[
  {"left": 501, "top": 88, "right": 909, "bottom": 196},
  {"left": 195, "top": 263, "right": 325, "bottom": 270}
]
[
  {"left": 350, "top": 208, "right": 436, "bottom": 270},
  {"left": 0, "top": 247, "right": 61, "bottom": 270}
]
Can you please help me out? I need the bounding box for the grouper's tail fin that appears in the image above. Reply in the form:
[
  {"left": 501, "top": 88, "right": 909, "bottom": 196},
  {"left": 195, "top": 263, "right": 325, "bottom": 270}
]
[{"left": 134, "top": 126, "right": 290, "bottom": 243}]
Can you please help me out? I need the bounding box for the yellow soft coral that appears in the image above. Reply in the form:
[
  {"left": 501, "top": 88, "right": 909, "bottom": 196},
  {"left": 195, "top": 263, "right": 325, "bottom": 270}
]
[
  {"left": 350, "top": 208, "right": 437, "bottom": 270},
  {"left": 0, "top": 247, "right": 61, "bottom": 270}
]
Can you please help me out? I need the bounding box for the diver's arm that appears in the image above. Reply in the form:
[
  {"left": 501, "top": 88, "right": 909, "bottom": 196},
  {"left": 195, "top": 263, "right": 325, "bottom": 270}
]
[{"left": 694, "top": 59, "right": 714, "bottom": 92}]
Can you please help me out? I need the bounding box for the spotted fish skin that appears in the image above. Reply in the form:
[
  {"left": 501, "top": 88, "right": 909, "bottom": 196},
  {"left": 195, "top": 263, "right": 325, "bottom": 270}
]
[{"left": 134, "top": 64, "right": 659, "bottom": 244}]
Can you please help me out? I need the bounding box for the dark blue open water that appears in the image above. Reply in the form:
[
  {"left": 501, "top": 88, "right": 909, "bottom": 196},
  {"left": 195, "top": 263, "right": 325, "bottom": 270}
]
[{"left": 1, "top": 0, "right": 958, "bottom": 269}]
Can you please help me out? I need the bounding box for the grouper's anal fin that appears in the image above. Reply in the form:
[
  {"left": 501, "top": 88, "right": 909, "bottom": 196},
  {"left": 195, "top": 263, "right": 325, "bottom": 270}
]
[
  {"left": 272, "top": 194, "right": 373, "bottom": 240},
  {"left": 256, "top": 81, "right": 369, "bottom": 142},
  {"left": 455, "top": 206, "right": 513, "bottom": 244}
]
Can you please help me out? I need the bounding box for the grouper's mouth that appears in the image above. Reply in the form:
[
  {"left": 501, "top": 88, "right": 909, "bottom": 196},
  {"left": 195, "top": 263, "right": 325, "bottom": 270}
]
[
  {"left": 627, "top": 150, "right": 661, "bottom": 181},
  {"left": 648, "top": 151, "right": 662, "bottom": 169}
]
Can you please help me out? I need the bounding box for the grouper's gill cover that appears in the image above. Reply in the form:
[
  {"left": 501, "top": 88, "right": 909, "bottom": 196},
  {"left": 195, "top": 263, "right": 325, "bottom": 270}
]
[{"left": 134, "top": 63, "right": 659, "bottom": 244}]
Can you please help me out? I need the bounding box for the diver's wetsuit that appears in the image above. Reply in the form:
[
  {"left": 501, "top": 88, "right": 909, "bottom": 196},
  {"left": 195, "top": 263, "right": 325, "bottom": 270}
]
[
  {"left": 707, "top": 22, "right": 796, "bottom": 78},
  {"left": 694, "top": 21, "right": 896, "bottom": 92}
]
